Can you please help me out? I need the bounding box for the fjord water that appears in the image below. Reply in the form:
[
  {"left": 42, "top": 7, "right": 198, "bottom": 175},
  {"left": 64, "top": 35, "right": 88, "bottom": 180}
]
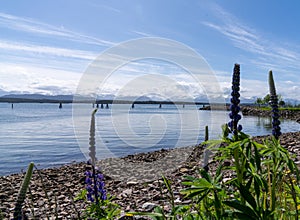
[{"left": 0, "top": 103, "right": 299, "bottom": 176}]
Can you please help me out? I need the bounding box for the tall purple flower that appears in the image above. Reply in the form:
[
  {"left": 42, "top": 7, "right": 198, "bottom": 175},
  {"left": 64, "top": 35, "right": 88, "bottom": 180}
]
[
  {"left": 89, "top": 109, "right": 97, "bottom": 167},
  {"left": 268, "top": 70, "right": 281, "bottom": 139},
  {"left": 84, "top": 109, "right": 107, "bottom": 204},
  {"left": 228, "top": 64, "right": 242, "bottom": 135},
  {"left": 85, "top": 169, "right": 107, "bottom": 203}
]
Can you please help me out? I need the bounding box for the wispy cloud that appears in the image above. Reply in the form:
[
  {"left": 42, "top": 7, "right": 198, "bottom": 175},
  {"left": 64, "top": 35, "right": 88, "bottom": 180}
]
[
  {"left": 203, "top": 4, "right": 300, "bottom": 73},
  {"left": 0, "top": 12, "right": 116, "bottom": 47},
  {"left": 132, "top": 30, "right": 154, "bottom": 37},
  {"left": 86, "top": 1, "right": 121, "bottom": 13},
  {"left": 0, "top": 39, "right": 97, "bottom": 60}
]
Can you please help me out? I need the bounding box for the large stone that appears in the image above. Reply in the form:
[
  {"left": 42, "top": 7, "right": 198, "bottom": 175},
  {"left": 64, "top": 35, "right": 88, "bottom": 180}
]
[{"left": 142, "top": 202, "right": 157, "bottom": 211}]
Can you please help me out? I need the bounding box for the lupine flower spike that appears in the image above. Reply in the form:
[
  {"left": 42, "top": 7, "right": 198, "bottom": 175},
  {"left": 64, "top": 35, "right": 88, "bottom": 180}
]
[
  {"left": 85, "top": 169, "right": 107, "bottom": 202},
  {"left": 228, "top": 64, "right": 242, "bottom": 135},
  {"left": 85, "top": 109, "right": 107, "bottom": 204},
  {"left": 202, "top": 125, "right": 210, "bottom": 172},
  {"left": 89, "top": 108, "right": 97, "bottom": 167},
  {"left": 268, "top": 70, "right": 281, "bottom": 139}
]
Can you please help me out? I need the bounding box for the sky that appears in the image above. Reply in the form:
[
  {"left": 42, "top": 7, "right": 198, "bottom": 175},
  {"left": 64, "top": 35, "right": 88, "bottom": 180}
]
[{"left": 0, "top": 0, "right": 299, "bottom": 103}]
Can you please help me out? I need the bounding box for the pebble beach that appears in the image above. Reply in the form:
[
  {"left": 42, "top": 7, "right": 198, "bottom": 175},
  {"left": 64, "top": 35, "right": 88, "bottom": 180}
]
[{"left": 0, "top": 108, "right": 299, "bottom": 219}]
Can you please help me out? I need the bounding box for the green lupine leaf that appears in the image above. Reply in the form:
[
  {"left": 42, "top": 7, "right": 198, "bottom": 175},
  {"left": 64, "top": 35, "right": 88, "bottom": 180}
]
[
  {"left": 245, "top": 176, "right": 253, "bottom": 190},
  {"left": 181, "top": 181, "right": 196, "bottom": 186},
  {"left": 252, "top": 141, "right": 265, "bottom": 149},
  {"left": 183, "top": 175, "right": 196, "bottom": 181},
  {"left": 129, "top": 207, "right": 167, "bottom": 220},
  {"left": 239, "top": 184, "right": 257, "bottom": 211},
  {"left": 253, "top": 176, "right": 261, "bottom": 200},
  {"left": 171, "top": 205, "right": 190, "bottom": 215},
  {"left": 184, "top": 178, "right": 213, "bottom": 188},
  {"left": 232, "top": 212, "right": 257, "bottom": 220},
  {"left": 180, "top": 186, "right": 206, "bottom": 193},
  {"left": 14, "top": 162, "right": 34, "bottom": 219},
  {"left": 200, "top": 168, "right": 212, "bottom": 182},
  {"left": 128, "top": 212, "right": 164, "bottom": 218},
  {"left": 181, "top": 188, "right": 208, "bottom": 198},
  {"left": 162, "top": 175, "right": 172, "bottom": 196},
  {"left": 253, "top": 143, "right": 261, "bottom": 171},
  {"left": 214, "top": 190, "right": 222, "bottom": 219},
  {"left": 223, "top": 200, "right": 258, "bottom": 219},
  {"left": 260, "top": 148, "right": 274, "bottom": 156},
  {"left": 196, "top": 190, "right": 210, "bottom": 203}
]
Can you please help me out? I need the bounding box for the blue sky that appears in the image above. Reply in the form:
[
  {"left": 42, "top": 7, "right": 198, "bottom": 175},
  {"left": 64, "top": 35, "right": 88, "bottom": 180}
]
[{"left": 0, "top": 0, "right": 299, "bottom": 102}]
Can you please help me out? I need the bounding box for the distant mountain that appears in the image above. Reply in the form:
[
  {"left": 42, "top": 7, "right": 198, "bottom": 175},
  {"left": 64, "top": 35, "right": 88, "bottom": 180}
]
[
  {"left": 96, "top": 94, "right": 116, "bottom": 100},
  {"left": 283, "top": 98, "right": 300, "bottom": 105},
  {"left": 0, "top": 89, "right": 8, "bottom": 97},
  {"left": 116, "top": 95, "right": 154, "bottom": 102},
  {"left": 1, "top": 94, "right": 74, "bottom": 101}
]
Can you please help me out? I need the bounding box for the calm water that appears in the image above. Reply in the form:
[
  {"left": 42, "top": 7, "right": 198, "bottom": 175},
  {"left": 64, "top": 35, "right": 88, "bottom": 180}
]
[{"left": 0, "top": 103, "right": 299, "bottom": 176}]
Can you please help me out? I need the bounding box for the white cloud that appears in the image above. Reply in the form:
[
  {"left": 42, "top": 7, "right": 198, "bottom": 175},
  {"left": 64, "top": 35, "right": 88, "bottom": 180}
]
[
  {"left": 0, "top": 12, "right": 115, "bottom": 47},
  {"left": 203, "top": 4, "right": 300, "bottom": 75},
  {"left": 0, "top": 40, "right": 98, "bottom": 60},
  {"left": 132, "top": 30, "right": 154, "bottom": 37},
  {"left": 0, "top": 62, "right": 81, "bottom": 95}
]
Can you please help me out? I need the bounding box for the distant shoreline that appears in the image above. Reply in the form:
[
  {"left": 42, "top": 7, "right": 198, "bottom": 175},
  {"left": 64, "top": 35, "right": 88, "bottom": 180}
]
[
  {"left": 0, "top": 97, "right": 256, "bottom": 109},
  {"left": 242, "top": 106, "right": 300, "bottom": 123},
  {"left": 0, "top": 97, "right": 217, "bottom": 105},
  {"left": 0, "top": 97, "right": 209, "bottom": 105}
]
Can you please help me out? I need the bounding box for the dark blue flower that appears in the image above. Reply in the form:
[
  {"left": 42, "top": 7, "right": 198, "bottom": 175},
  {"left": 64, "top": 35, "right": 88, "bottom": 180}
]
[
  {"left": 84, "top": 109, "right": 107, "bottom": 204},
  {"left": 84, "top": 167, "right": 107, "bottom": 204},
  {"left": 268, "top": 71, "right": 281, "bottom": 139},
  {"left": 228, "top": 64, "right": 242, "bottom": 135}
]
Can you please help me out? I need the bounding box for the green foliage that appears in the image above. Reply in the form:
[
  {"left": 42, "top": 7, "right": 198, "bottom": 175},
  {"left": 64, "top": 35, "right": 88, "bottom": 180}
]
[
  {"left": 75, "top": 189, "right": 120, "bottom": 219},
  {"left": 263, "top": 94, "right": 271, "bottom": 105},
  {"left": 255, "top": 93, "right": 287, "bottom": 107},
  {"left": 278, "top": 100, "right": 285, "bottom": 107},
  {"left": 13, "top": 162, "right": 34, "bottom": 220},
  {"left": 255, "top": 97, "right": 263, "bottom": 106},
  {"left": 131, "top": 127, "right": 300, "bottom": 219},
  {"left": 204, "top": 128, "right": 299, "bottom": 219}
]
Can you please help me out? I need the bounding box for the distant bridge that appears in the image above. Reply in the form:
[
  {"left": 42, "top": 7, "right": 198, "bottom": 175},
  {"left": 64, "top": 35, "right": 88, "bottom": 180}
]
[{"left": 0, "top": 97, "right": 254, "bottom": 109}]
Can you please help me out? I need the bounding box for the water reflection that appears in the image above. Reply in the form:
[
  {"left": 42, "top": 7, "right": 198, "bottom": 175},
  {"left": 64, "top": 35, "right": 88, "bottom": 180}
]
[{"left": 256, "top": 116, "right": 272, "bottom": 130}]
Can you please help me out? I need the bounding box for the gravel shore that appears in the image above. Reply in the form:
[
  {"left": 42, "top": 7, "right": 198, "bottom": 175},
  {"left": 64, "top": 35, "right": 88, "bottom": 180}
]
[
  {"left": 1, "top": 131, "right": 299, "bottom": 219},
  {"left": 1, "top": 108, "right": 299, "bottom": 219}
]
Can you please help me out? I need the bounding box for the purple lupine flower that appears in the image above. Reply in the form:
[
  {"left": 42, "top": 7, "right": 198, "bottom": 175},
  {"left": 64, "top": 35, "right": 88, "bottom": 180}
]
[
  {"left": 228, "top": 64, "right": 242, "bottom": 135},
  {"left": 84, "top": 109, "right": 107, "bottom": 204},
  {"left": 85, "top": 169, "right": 107, "bottom": 203},
  {"left": 268, "top": 70, "right": 281, "bottom": 139}
]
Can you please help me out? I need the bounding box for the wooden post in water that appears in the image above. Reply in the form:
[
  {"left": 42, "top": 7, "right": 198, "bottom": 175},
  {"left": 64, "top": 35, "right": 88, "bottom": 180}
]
[
  {"left": 11, "top": 103, "right": 14, "bottom": 109},
  {"left": 106, "top": 103, "right": 109, "bottom": 109},
  {"left": 132, "top": 103, "right": 135, "bottom": 108},
  {"left": 59, "top": 102, "right": 62, "bottom": 109},
  {"left": 101, "top": 103, "right": 104, "bottom": 109},
  {"left": 96, "top": 103, "right": 99, "bottom": 108},
  {"left": 159, "top": 103, "right": 162, "bottom": 108}
]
